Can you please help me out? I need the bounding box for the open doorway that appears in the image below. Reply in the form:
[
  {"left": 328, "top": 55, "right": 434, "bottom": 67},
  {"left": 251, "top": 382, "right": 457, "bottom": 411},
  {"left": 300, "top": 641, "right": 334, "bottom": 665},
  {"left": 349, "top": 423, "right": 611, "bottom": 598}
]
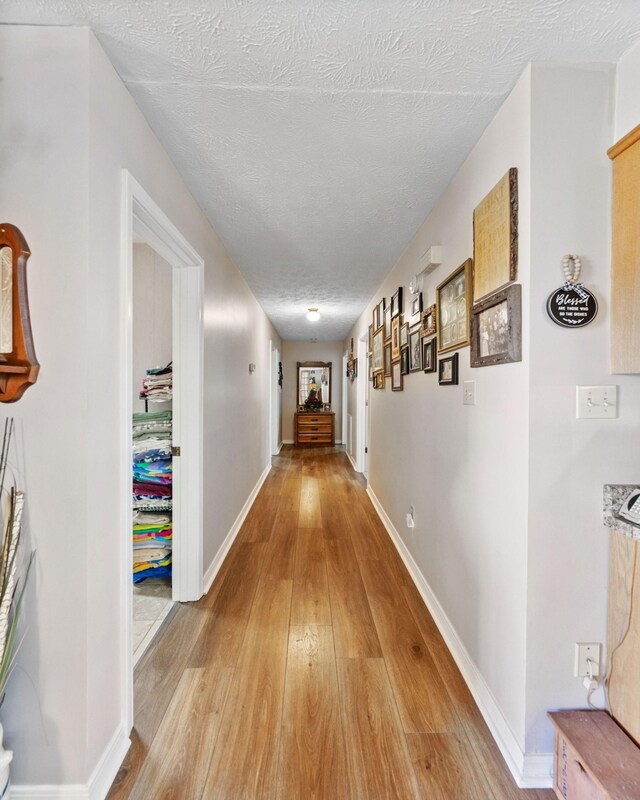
[
  {"left": 269, "top": 341, "right": 282, "bottom": 456},
  {"left": 131, "top": 244, "right": 174, "bottom": 665},
  {"left": 121, "top": 171, "right": 204, "bottom": 732}
]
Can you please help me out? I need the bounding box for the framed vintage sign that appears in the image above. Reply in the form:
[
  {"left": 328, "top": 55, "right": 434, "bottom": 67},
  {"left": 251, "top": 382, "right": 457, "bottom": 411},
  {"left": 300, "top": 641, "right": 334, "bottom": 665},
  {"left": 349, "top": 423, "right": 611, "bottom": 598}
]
[
  {"left": 471, "top": 283, "right": 522, "bottom": 367},
  {"left": 473, "top": 168, "right": 518, "bottom": 302},
  {"left": 436, "top": 259, "right": 472, "bottom": 354}
]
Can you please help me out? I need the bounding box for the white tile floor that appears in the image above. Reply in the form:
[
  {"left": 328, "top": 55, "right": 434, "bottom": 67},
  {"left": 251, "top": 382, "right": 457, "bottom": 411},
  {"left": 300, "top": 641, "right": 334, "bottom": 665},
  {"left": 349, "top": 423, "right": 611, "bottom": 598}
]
[{"left": 133, "top": 578, "right": 174, "bottom": 665}]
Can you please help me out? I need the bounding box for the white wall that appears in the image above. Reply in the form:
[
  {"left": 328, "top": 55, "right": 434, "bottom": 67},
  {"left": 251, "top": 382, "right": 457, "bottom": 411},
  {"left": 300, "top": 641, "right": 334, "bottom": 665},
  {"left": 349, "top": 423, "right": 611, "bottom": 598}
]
[
  {"left": 344, "top": 60, "right": 640, "bottom": 779},
  {"left": 281, "top": 341, "right": 345, "bottom": 443},
  {"left": 615, "top": 38, "right": 640, "bottom": 140},
  {"left": 1, "top": 25, "right": 281, "bottom": 787},
  {"left": 132, "top": 244, "right": 172, "bottom": 410},
  {"left": 346, "top": 66, "right": 532, "bottom": 753}
]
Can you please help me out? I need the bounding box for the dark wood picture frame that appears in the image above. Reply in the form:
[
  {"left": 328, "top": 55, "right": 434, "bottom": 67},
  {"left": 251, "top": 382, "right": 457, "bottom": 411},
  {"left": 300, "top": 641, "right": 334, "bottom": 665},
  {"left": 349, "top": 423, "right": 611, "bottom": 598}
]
[
  {"left": 391, "top": 287, "right": 403, "bottom": 318},
  {"left": 470, "top": 283, "right": 522, "bottom": 367},
  {"left": 408, "top": 324, "right": 422, "bottom": 372},
  {"left": 422, "top": 338, "right": 436, "bottom": 373},
  {"left": 373, "top": 370, "right": 385, "bottom": 390},
  {"left": 400, "top": 347, "right": 409, "bottom": 375},
  {"left": 391, "top": 316, "right": 400, "bottom": 360},
  {"left": 400, "top": 321, "right": 409, "bottom": 349},
  {"left": 436, "top": 259, "right": 472, "bottom": 355},
  {"left": 473, "top": 168, "right": 518, "bottom": 302},
  {"left": 384, "top": 341, "right": 392, "bottom": 377},
  {"left": 438, "top": 352, "right": 459, "bottom": 385},
  {"left": 377, "top": 298, "right": 386, "bottom": 330},
  {"left": 384, "top": 303, "right": 392, "bottom": 340},
  {"left": 391, "top": 359, "right": 403, "bottom": 391},
  {"left": 420, "top": 304, "right": 436, "bottom": 338},
  {"left": 411, "top": 292, "right": 423, "bottom": 318}
]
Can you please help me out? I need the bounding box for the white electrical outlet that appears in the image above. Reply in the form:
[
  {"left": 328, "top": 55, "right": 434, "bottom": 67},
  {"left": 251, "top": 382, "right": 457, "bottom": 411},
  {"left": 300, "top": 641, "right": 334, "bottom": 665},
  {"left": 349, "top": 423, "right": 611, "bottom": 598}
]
[{"left": 574, "top": 642, "right": 601, "bottom": 678}]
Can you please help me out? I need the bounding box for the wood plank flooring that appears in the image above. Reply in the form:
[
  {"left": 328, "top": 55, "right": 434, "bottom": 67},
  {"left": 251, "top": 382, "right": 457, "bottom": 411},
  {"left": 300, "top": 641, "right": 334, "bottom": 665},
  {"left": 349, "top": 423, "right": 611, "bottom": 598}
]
[{"left": 108, "top": 446, "right": 554, "bottom": 800}]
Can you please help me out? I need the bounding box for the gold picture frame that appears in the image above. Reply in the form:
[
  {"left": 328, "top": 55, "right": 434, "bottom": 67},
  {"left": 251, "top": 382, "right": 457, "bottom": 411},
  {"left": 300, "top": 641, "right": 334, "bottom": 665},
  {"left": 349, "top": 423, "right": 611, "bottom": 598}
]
[{"left": 436, "top": 259, "right": 472, "bottom": 354}]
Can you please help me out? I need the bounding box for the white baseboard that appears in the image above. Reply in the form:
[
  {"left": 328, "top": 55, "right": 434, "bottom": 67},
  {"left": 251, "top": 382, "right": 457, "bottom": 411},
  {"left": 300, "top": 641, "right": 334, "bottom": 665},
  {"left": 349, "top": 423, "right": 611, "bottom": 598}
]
[
  {"left": 346, "top": 450, "right": 357, "bottom": 471},
  {"left": 366, "top": 486, "right": 553, "bottom": 790},
  {"left": 203, "top": 461, "right": 272, "bottom": 594},
  {"left": 275, "top": 441, "right": 283, "bottom": 454},
  {"left": 11, "top": 724, "right": 130, "bottom": 800},
  {"left": 282, "top": 439, "right": 294, "bottom": 445}
]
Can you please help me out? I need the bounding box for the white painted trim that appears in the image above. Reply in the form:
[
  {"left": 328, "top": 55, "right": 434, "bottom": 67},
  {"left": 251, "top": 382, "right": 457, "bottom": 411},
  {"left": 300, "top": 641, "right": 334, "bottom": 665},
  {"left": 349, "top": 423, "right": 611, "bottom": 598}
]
[
  {"left": 366, "top": 485, "right": 553, "bottom": 790},
  {"left": 275, "top": 442, "right": 283, "bottom": 455},
  {"left": 11, "top": 725, "right": 130, "bottom": 800},
  {"left": 120, "top": 170, "right": 204, "bottom": 734},
  {"left": 346, "top": 450, "right": 357, "bottom": 471},
  {"left": 11, "top": 786, "right": 89, "bottom": 798},
  {"left": 356, "top": 336, "right": 368, "bottom": 475},
  {"left": 202, "top": 462, "right": 272, "bottom": 594},
  {"left": 282, "top": 439, "right": 294, "bottom": 445},
  {"left": 87, "top": 725, "right": 131, "bottom": 800}
]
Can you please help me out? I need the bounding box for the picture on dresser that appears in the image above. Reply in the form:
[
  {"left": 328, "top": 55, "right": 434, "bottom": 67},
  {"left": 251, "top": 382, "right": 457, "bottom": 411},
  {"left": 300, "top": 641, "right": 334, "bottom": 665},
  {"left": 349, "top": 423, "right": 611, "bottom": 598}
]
[{"left": 297, "top": 361, "right": 332, "bottom": 409}]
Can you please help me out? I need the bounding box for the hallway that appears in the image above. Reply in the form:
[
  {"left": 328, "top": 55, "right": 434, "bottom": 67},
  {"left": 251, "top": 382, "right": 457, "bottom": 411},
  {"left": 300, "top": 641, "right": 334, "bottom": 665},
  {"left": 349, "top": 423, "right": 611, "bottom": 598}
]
[{"left": 109, "top": 446, "right": 553, "bottom": 799}]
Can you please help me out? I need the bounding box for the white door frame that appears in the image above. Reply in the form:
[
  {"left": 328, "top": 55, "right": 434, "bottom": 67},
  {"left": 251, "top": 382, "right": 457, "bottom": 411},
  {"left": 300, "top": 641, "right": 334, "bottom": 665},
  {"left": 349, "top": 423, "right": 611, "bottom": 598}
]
[
  {"left": 268, "top": 341, "right": 281, "bottom": 455},
  {"left": 341, "top": 352, "right": 348, "bottom": 447},
  {"left": 120, "top": 170, "right": 204, "bottom": 731},
  {"left": 357, "top": 335, "right": 368, "bottom": 476}
]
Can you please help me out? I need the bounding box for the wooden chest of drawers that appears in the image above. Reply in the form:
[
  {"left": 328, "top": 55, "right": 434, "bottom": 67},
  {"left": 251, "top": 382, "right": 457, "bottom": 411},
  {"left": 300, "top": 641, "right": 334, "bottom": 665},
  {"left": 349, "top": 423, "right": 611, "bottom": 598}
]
[{"left": 294, "top": 412, "right": 335, "bottom": 446}]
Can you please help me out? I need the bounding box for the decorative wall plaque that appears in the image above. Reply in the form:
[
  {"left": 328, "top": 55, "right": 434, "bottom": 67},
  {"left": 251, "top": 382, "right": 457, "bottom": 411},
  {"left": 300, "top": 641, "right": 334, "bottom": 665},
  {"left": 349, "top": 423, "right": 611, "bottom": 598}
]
[{"left": 546, "top": 255, "right": 598, "bottom": 328}]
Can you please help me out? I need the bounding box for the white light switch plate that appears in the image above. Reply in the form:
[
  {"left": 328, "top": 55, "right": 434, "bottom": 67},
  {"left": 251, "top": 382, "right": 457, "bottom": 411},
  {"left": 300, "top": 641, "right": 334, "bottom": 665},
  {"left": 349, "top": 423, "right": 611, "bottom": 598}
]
[
  {"left": 576, "top": 385, "right": 618, "bottom": 419},
  {"left": 463, "top": 380, "right": 476, "bottom": 406}
]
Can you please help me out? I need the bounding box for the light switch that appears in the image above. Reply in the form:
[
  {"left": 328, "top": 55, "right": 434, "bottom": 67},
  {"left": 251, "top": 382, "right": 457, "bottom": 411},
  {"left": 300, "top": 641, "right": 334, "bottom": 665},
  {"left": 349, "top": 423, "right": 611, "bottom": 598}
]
[
  {"left": 576, "top": 385, "right": 618, "bottom": 419},
  {"left": 463, "top": 380, "right": 476, "bottom": 406}
]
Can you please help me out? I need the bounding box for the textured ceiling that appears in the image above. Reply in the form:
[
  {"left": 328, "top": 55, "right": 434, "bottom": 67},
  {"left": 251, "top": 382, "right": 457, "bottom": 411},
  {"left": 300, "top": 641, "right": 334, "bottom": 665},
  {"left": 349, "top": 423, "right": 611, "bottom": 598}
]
[{"left": 2, "top": 1, "right": 639, "bottom": 340}]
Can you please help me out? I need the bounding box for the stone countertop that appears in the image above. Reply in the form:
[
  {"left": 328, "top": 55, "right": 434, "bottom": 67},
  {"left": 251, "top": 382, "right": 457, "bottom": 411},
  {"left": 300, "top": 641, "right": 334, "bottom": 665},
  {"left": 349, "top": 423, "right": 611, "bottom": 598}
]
[{"left": 604, "top": 484, "right": 640, "bottom": 540}]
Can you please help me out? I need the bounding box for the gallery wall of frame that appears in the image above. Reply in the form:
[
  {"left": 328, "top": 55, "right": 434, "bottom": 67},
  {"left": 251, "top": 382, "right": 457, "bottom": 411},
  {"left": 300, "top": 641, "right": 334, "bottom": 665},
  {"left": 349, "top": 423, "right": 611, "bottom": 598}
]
[{"left": 364, "top": 168, "right": 522, "bottom": 395}]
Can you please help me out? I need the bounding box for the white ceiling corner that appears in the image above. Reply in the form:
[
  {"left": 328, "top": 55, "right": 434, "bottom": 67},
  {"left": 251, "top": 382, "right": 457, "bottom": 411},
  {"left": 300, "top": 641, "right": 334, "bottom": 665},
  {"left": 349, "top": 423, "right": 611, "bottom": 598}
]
[{"left": 2, "top": 1, "right": 639, "bottom": 340}]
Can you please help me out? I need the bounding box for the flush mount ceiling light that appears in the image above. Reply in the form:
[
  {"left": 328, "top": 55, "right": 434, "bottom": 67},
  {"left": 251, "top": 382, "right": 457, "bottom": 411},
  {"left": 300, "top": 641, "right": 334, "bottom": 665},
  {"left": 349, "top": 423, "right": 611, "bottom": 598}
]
[{"left": 306, "top": 307, "right": 320, "bottom": 321}]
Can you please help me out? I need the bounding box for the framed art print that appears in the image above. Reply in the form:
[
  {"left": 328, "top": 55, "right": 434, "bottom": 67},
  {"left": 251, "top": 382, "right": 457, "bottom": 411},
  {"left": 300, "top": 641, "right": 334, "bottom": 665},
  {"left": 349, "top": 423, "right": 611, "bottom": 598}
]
[
  {"left": 473, "top": 168, "right": 518, "bottom": 302},
  {"left": 411, "top": 292, "right": 423, "bottom": 318},
  {"left": 438, "top": 352, "right": 459, "bottom": 385},
  {"left": 420, "top": 304, "right": 436, "bottom": 338},
  {"left": 436, "top": 259, "right": 472, "bottom": 354},
  {"left": 391, "top": 287, "right": 403, "bottom": 319},
  {"left": 408, "top": 324, "right": 422, "bottom": 372},
  {"left": 391, "top": 359, "right": 403, "bottom": 391},
  {"left": 470, "top": 283, "right": 522, "bottom": 367},
  {"left": 372, "top": 325, "right": 385, "bottom": 374},
  {"left": 422, "top": 337, "right": 436, "bottom": 373},
  {"left": 400, "top": 321, "right": 409, "bottom": 349},
  {"left": 400, "top": 347, "right": 409, "bottom": 375},
  {"left": 391, "top": 316, "right": 400, "bottom": 360}
]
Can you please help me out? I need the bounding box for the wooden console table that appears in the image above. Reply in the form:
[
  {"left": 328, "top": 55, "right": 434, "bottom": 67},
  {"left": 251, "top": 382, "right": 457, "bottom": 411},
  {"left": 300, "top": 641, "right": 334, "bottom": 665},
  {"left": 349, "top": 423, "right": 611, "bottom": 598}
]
[{"left": 294, "top": 411, "right": 335, "bottom": 446}]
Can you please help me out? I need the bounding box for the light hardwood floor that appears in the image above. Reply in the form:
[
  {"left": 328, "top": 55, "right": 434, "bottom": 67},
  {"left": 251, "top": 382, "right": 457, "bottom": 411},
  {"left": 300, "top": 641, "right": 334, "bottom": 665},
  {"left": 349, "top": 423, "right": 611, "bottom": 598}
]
[{"left": 108, "top": 446, "right": 554, "bottom": 799}]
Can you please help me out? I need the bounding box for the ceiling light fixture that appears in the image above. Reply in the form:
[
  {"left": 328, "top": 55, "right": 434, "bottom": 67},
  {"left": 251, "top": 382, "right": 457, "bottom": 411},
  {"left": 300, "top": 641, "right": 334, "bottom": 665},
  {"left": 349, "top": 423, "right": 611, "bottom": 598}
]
[{"left": 306, "top": 307, "right": 320, "bottom": 321}]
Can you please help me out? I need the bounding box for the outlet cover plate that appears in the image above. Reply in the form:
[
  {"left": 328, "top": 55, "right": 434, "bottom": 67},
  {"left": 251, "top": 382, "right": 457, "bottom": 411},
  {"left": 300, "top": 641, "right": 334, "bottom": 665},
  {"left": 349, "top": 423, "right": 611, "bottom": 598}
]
[{"left": 574, "top": 642, "right": 601, "bottom": 677}]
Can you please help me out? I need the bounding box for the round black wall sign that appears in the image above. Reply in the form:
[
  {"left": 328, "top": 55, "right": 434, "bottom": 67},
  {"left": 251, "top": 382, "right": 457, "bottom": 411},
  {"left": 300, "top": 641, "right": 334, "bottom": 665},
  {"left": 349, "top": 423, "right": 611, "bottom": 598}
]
[{"left": 546, "top": 285, "right": 598, "bottom": 328}]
